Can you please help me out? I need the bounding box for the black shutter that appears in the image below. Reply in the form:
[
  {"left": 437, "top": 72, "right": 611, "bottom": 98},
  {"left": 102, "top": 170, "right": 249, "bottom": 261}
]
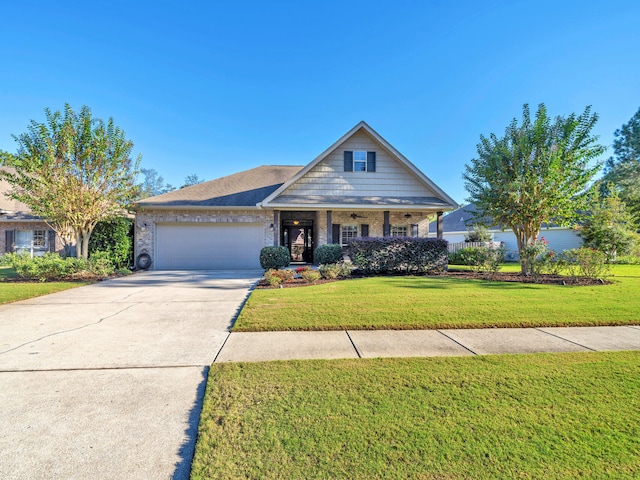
[
  {"left": 360, "top": 224, "right": 369, "bottom": 237},
  {"left": 48, "top": 230, "right": 56, "bottom": 252},
  {"left": 332, "top": 224, "right": 341, "bottom": 245},
  {"left": 367, "top": 152, "right": 376, "bottom": 172},
  {"left": 5, "top": 230, "right": 14, "bottom": 253},
  {"left": 411, "top": 224, "right": 419, "bottom": 237},
  {"left": 343, "top": 151, "right": 353, "bottom": 172}
]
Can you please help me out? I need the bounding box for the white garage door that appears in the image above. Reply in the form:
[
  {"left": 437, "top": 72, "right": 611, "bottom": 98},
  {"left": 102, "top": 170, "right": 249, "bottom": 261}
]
[{"left": 155, "top": 223, "right": 264, "bottom": 270}]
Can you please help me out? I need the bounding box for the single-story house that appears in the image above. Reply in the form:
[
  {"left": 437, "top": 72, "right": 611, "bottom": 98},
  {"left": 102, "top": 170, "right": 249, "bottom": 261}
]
[
  {"left": 0, "top": 171, "right": 65, "bottom": 256},
  {"left": 134, "top": 121, "right": 459, "bottom": 270},
  {"left": 429, "top": 203, "right": 583, "bottom": 259}
]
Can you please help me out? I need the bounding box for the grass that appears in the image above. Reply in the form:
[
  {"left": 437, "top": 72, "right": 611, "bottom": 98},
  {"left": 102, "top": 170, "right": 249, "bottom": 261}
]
[
  {"left": 0, "top": 266, "right": 88, "bottom": 304},
  {"left": 234, "top": 264, "right": 640, "bottom": 331},
  {"left": 191, "top": 351, "right": 640, "bottom": 479}
]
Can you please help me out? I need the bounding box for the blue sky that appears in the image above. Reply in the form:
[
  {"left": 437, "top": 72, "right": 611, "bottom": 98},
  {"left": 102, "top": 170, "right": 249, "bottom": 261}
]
[{"left": 1, "top": 0, "right": 639, "bottom": 203}]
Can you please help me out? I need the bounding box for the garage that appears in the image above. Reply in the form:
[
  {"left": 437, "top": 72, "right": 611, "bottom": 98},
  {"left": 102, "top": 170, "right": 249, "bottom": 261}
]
[{"left": 155, "top": 223, "right": 264, "bottom": 270}]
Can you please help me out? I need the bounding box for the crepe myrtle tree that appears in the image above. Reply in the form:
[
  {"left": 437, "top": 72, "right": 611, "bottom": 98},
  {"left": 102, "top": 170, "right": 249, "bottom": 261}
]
[
  {"left": 463, "top": 103, "right": 605, "bottom": 275},
  {"left": 0, "top": 104, "right": 140, "bottom": 259}
]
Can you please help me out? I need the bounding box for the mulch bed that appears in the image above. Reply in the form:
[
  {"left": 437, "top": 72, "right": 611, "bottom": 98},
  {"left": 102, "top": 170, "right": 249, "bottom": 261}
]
[{"left": 256, "top": 271, "right": 610, "bottom": 289}]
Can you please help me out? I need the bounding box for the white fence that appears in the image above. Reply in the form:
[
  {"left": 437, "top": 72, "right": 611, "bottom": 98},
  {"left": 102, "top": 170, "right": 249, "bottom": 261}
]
[{"left": 447, "top": 241, "right": 502, "bottom": 253}]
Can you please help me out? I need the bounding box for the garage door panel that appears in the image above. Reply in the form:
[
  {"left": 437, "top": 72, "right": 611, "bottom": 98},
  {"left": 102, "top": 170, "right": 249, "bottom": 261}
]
[{"left": 156, "top": 224, "right": 264, "bottom": 270}]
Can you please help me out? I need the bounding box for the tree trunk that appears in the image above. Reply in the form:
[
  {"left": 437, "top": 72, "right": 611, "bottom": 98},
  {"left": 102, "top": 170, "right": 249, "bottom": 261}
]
[{"left": 80, "top": 230, "right": 91, "bottom": 260}]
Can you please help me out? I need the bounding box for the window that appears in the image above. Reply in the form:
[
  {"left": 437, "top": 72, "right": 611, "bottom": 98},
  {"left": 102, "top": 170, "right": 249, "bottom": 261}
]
[
  {"left": 344, "top": 151, "right": 376, "bottom": 172},
  {"left": 15, "top": 230, "right": 48, "bottom": 256},
  {"left": 353, "top": 151, "right": 367, "bottom": 171},
  {"left": 341, "top": 225, "right": 358, "bottom": 246},
  {"left": 391, "top": 225, "right": 408, "bottom": 237}
]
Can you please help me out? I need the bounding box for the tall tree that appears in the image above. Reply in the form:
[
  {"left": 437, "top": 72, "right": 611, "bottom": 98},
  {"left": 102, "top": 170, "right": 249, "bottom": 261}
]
[
  {"left": 602, "top": 107, "right": 640, "bottom": 218},
  {"left": 181, "top": 173, "right": 204, "bottom": 188},
  {"left": 580, "top": 185, "right": 637, "bottom": 261},
  {"left": 463, "top": 103, "right": 605, "bottom": 275},
  {"left": 0, "top": 104, "right": 140, "bottom": 259},
  {"left": 138, "top": 168, "right": 175, "bottom": 198}
]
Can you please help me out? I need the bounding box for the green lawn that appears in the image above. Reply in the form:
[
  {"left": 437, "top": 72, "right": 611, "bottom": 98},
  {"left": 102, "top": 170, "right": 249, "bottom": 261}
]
[
  {"left": 191, "top": 351, "right": 640, "bottom": 479},
  {"left": 234, "top": 265, "right": 640, "bottom": 331},
  {"left": 0, "top": 266, "right": 88, "bottom": 304}
]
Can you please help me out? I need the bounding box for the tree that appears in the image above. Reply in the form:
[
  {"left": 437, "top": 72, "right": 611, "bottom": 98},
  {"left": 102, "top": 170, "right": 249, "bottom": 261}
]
[
  {"left": 602, "top": 107, "right": 640, "bottom": 219},
  {"left": 0, "top": 104, "right": 140, "bottom": 259},
  {"left": 138, "top": 168, "right": 174, "bottom": 198},
  {"left": 579, "top": 185, "right": 637, "bottom": 261},
  {"left": 463, "top": 103, "right": 605, "bottom": 275},
  {"left": 181, "top": 173, "right": 204, "bottom": 188}
]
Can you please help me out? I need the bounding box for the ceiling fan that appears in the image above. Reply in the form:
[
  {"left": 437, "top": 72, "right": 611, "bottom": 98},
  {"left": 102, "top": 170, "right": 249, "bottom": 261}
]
[{"left": 350, "top": 213, "right": 366, "bottom": 219}]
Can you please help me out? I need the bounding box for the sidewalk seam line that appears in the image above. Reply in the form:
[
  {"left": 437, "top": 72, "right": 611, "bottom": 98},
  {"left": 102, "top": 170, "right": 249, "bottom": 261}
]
[
  {"left": 534, "top": 328, "right": 598, "bottom": 351},
  {"left": 213, "top": 332, "right": 232, "bottom": 363},
  {"left": 436, "top": 330, "right": 478, "bottom": 355},
  {"left": 344, "top": 331, "right": 362, "bottom": 358}
]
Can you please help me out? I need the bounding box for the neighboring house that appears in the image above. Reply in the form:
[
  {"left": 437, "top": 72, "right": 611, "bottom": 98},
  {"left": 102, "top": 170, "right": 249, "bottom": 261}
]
[
  {"left": 428, "top": 203, "right": 583, "bottom": 259},
  {"left": 0, "top": 171, "right": 65, "bottom": 256},
  {"left": 134, "top": 121, "right": 458, "bottom": 270}
]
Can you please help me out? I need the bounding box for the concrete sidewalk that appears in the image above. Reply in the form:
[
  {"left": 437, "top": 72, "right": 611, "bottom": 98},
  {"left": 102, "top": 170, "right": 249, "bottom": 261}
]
[{"left": 215, "top": 325, "right": 640, "bottom": 362}]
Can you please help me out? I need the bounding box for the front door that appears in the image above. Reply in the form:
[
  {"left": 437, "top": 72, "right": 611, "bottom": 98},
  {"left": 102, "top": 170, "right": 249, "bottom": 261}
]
[{"left": 283, "top": 223, "right": 314, "bottom": 263}]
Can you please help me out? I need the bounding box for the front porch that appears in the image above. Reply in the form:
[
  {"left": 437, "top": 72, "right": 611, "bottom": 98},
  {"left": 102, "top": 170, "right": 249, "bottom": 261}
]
[{"left": 272, "top": 209, "right": 445, "bottom": 264}]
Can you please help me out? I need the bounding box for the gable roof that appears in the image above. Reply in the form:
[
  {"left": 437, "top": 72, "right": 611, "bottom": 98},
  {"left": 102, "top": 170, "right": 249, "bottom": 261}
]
[
  {"left": 261, "top": 121, "right": 458, "bottom": 210},
  {"left": 136, "top": 165, "right": 303, "bottom": 209}
]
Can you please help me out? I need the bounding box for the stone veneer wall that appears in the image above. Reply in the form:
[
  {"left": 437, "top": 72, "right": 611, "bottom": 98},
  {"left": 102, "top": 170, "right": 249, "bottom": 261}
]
[
  {"left": 330, "top": 211, "right": 425, "bottom": 238},
  {"left": 134, "top": 209, "right": 274, "bottom": 265}
]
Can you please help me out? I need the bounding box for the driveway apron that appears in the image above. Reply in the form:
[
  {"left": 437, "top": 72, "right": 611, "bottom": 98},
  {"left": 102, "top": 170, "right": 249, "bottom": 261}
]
[{"left": 0, "top": 270, "right": 260, "bottom": 480}]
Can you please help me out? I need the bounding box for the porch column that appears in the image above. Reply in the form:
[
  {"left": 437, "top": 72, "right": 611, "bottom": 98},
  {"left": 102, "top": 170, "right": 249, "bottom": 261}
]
[
  {"left": 326, "top": 210, "right": 332, "bottom": 243},
  {"left": 273, "top": 210, "right": 280, "bottom": 246},
  {"left": 383, "top": 211, "right": 390, "bottom": 237},
  {"left": 436, "top": 211, "right": 443, "bottom": 239}
]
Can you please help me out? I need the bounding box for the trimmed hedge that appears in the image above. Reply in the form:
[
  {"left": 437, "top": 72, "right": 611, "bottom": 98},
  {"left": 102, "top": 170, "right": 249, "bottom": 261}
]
[
  {"left": 348, "top": 237, "right": 448, "bottom": 274},
  {"left": 314, "top": 243, "right": 344, "bottom": 265},
  {"left": 259, "top": 246, "right": 290, "bottom": 270}
]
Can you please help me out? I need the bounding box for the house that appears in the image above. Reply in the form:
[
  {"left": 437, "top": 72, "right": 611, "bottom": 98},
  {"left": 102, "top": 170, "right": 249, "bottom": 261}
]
[
  {"left": 0, "top": 171, "right": 65, "bottom": 256},
  {"left": 428, "top": 203, "right": 583, "bottom": 259},
  {"left": 134, "top": 121, "right": 458, "bottom": 270}
]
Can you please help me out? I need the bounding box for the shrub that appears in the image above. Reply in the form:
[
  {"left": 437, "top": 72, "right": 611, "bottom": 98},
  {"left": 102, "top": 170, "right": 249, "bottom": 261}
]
[
  {"left": 613, "top": 254, "right": 640, "bottom": 265},
  {"left": 348, "top": 237, "right": 448, "bottom": 274},
  {"left": 318, "top": 262, "right": 352, "bottom": 279},
  {"left": 314, "top": 244, "right": 344, "bottom": 265},
  {"left": 88, "top": 250, "right": 116, "bottom": 276},
  {"left": 89, "top": 217, "right": 133, "bottom": 269},
  {"left": 464, "top": 224, "right": 492, "bottom": 242},
  {"left": 5, "top": 252, "right": 88, "bottom": 281},
  {"left": 301, "top": 269, "right": 321, "bottom": 283},
  {"left": 562, "top": 247, "right": 610, "bottom": 279},
  {"left": 449, "top": 246, "right": 504, "bottom": 274},
  {"left": 263, "top": 268, "right": 295, "bottom": 286},
  {"left": 260, "top": 246, "right": 290, "bottom": 270}
]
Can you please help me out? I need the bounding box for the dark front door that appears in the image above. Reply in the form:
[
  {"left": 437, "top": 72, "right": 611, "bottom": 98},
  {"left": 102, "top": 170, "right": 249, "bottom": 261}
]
[{"left": 283, "top": 222, "right": 314, "bottom": 263}]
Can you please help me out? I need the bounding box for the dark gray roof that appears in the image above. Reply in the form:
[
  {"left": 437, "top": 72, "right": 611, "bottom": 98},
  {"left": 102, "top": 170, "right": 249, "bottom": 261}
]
[
  {"left": 270, "top": 195, "right": 451, "bottom": 207},
  {"left": 136, "top": 165, "right": 304, "bottom": 208},
  {"left": 428, "top": 203, "right": 494, "bottom": 233},
  {"left": 429, "top": 203, "right": 563, "bottom": 233}
]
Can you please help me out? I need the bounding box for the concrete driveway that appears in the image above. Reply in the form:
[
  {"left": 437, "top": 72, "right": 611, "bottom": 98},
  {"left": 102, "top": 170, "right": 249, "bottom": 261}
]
[{"left": 0, "top": 270, "right": 261, "bottom": 480}]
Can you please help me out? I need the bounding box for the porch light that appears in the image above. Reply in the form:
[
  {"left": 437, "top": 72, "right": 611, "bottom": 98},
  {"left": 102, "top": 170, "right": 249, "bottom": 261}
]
[{"left": 293, "top": 220, "right": 300, "bottom": 225}]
